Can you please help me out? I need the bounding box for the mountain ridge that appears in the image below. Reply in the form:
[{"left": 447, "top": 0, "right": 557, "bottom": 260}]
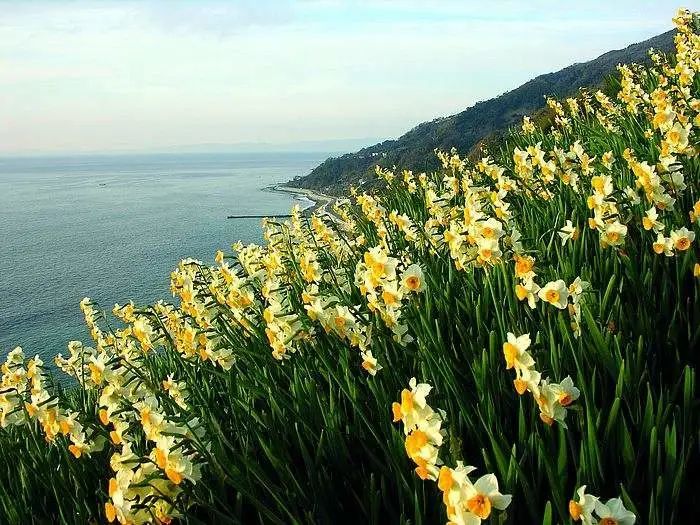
[{"left": 287, "top": 29, "right": 676, "bottom": 194}]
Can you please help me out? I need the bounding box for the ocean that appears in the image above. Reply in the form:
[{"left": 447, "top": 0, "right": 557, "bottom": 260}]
[{"left": 0, "top": 152, "right": 324, "bottom": 364}]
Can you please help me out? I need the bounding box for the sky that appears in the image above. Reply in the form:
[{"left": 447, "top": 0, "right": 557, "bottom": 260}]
[{"left": 0, "top": 1, "right": 696, "bottom": 155}]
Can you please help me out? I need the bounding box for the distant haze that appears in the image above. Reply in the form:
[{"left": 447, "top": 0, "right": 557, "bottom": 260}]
[{"left": 0, "top": 1, "right": 694, "bottom": 155}]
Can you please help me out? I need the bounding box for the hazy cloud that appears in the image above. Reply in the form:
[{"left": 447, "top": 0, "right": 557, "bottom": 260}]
[{"left": 0, "top": 0, "right": 694, "bottom": 154}]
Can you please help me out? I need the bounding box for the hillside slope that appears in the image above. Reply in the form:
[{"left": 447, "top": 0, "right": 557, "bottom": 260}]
[{"left": 287, "top": 29, "right": 675, "bottom": 194}]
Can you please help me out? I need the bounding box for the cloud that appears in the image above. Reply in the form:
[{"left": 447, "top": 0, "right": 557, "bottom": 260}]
[
  {"left": 140, "top": 0, "right": 296, "bottom": 36},
  {"left": 0, "top": 0, "right": 693, "bottom": 154}
]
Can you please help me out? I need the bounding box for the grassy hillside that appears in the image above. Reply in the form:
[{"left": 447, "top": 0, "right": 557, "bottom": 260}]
[
  {"left": 1, "top": 9, "right": 699, "bottom": 525},
  {"left": 288, "top": 30, "right": 676, "bottom": 195}
]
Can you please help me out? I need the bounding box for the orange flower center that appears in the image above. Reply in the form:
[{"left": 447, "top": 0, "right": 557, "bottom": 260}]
[
  {"left": 105, "top": 502, "right": 117, "bottom": 523},
  {"left": 438, "top": 466, "right": 454, "bottom": 492},
  {"left": 515, "top": 257, "right": 533, "bottom": 276},
  {"left": 166, "top": 466, "right": 184, "bottom": 485},
  {"left": 545, "top": 290, "right": 560, "bottom": 303},
  {"left": 559, "top": 393, "right": 573, "bottom": 406},
  {"left": 405, "top": 430, "right": 428, "bottom": 458},
  {"left": 466, "top": 493, "right": 492, "bottom": 519},
  {"left": 400, "top": 389, "right": 414, "bottom": 414},
  {"left": 406, "top": 276, "right": 421, "bottom": 290},
  {"left": 540, "top": 413, "right": 554, "bottom": 426},
  {"left": 675, "top": 237, "right": 690, "bottom": 250},
  {"left": 569, "top": 500, "right": 582, "bottom": 520},
  {"left": 514, "top": 379, "right": 528, "bottom": 395},
  {"left": 414, "top": 458, "right": 430, "bottom": 480}
]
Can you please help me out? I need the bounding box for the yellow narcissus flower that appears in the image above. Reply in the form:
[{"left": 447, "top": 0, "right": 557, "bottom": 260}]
[
  {"left": 364, "top": 245, "right": 398, "bottom": 282},
  {"left": 642, "top": 207, "right": 664, "bottom": 232},
  {"left": 538, "top": 280, "right": 569, "bottom": 309},
  {"left": 360, "top": 350, "right": 381, "bottom": 376},
  {"left": 132, "top": 317, "right": 155, "bottom": 352},
  {"left": 502, "top": 332, "right": 534, "bottom": 371},
  {"left": 601, "top": 151, "right": 615, "bottom": 170},
  {"left": 477, "top": 237, "right": 502, "bottom": 264},
  {"left": 392, "top": 377, "right": 444, "bottom": 481},
  {"left": 401, "top": 263, "right": 425, "bottom": 293},
  {"left": 391, "top": 377, "right": 432, "bottom": 427},
  {"left": 689, "top": 199, "right": 700, "bottom": 222},
  {"left": 381, "top": 281, "right": 403, "bottom": 309},
  {"left": 665, "top": 121, "right": 690, "bottom": 152},
  {"left": 439, "top": 463, "right": 512, "bottom": 525},
  {"left": 669, "top": 227, "right": 695, "bottom": 251},
  {"left": 591, "top": 175, "right": 613, "bottom": 196},
  {"left": 68, "top": 431, "right": 91, "bottom": 458},
  {"left": 88, "top": 353, "right": 107, "bottom": 386},
  {"left": 477, "top": 217, "right": 504, "bottom": 240},
  {"left": 694, "top": 263, "right": 700, "bottom": 277},
  {"left": 522, "top": 115, "right": 535, "bottom": 134}
]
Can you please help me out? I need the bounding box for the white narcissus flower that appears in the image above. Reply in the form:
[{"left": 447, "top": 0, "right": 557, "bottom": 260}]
[
  {"left": 623, "top": 187, "right": 640, "bottom": 204},
  {"left": 536, "top": 380, "right": 569, "bottom": 427},
  {"left": 568, "top": 277, "right": 589, "bottom": 304},
  {"left": 595, "top": 498, "right": 636, "bottom": 525},
  {"left": 408, "top": 377, "right": 432, "bottom": 410},
  {"left": 669, "top": 227, "right": 695, "bottom": 251},
  {"left": 559, "top": 220, "right": 579, "bottom": 245},
  {"left": 462, "top": 473, "right": 512, "bottom": 520},
  {"left": 652, "top": 233, "right": 674, "bottom": 257},
  {"left": 601, "top": 221, "right": 628, "bottom": 247},
  {"left": 502, "top": 332, "right": 534, "bottom": 371},
  {"left": 642, "top": 207, "right": 664, "bottom": 232},
  {"left": 516, "top": 278, "right": 540, "bottom": 309},
  {"left": 569, "top": 485, "right": 598, "bottom": 525},
  {"left": 513, "top": 366, "right": 542, "bottom": 397},
  {"left": 550, "top": 376, "right": 580, "bottom": 407},
  {"left": 360, "top": 350, "right": 381, "bottom": 376},
  {"left": 400, "top": 263, "right": 425, "bottom": 293},
  {"left": 538, "top": 280, "right": 569, "bottom": 309}
]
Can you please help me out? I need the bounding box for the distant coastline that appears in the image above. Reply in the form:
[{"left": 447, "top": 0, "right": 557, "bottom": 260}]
[{"left": 266, "top": 184, "right": 335, "bottom": 217}]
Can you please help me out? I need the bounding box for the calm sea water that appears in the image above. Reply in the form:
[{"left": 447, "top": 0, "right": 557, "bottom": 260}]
[{"left": 0, "top": 152, "right": 323, "bottom": 363}]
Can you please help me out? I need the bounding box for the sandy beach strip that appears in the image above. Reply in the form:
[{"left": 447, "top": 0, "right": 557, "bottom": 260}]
[{"left": 266, "top": 184, "right": 336, "bottom": 217}]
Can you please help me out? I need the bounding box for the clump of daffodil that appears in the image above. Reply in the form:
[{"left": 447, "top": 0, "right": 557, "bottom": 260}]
[
  {"left": 392, "top": 378, "right": 446, "bottom": 480},
  {"left": 354, "top": 245, "right": 425, "bottom": 349},
  {"left": 502, "top": 332, "right": 580, "bottom": 427},
  {"left": 393, "top": 377, "right": 512, "bottom": 524},
  {"left": 438, "top": 464, "right": 512, "bottom": 524}
]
